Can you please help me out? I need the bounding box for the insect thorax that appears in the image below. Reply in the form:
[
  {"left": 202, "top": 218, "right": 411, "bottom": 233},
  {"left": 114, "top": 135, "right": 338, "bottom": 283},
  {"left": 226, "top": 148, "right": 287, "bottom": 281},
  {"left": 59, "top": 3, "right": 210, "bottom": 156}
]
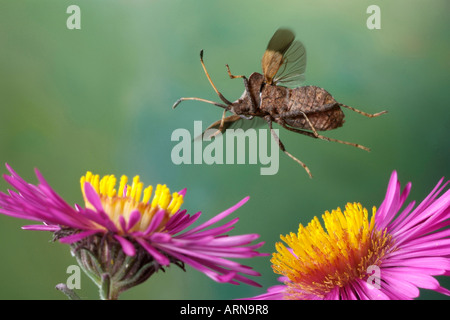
[{"left": 231, "top": 72, "right": 265, "bottom": 116}]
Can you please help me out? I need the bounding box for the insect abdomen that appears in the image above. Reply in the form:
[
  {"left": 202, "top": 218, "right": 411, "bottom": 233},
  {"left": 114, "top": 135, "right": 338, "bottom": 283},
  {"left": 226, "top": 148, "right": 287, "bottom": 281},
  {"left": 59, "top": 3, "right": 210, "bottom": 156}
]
[
  {"left": 284, "top": 106, "right": 344, "bottom": 131},
  {"left": 284, "top": 86, "right": 345, "bottom": 131}
]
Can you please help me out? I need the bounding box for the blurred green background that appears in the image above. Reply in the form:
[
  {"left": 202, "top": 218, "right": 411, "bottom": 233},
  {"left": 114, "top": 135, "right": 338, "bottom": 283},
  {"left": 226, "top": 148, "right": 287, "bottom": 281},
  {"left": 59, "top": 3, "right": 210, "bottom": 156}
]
[{"left": 0, "top": 0, "right": 449, "bottom": 300}]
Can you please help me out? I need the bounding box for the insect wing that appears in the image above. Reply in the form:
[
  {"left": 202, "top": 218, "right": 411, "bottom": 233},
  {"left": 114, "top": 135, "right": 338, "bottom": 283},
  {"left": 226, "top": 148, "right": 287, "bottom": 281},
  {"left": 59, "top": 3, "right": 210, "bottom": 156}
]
[
  {"left": 199, "top": 115, "right": 267, "bottom": 141},
  {"left": 261, "top": 29, "right": 295, "bottom": 84},
  {"left": 224, "top": 116, "right": 267, "bottom": 131},
  {"left": 273, "top": 40, "right": 307, "bottom": 88}
]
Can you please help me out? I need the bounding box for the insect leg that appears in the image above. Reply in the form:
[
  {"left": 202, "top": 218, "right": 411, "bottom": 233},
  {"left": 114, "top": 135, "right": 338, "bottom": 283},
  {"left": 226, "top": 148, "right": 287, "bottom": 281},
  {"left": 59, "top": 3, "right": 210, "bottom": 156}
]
[
  {"left": 226, "top": 64, "right": 257, "bottom": 114},
  {"left": 199, "top": 50, "right": 233, "bottom": 106},
  {"left": 339, "top": 103, "right": 387, "bottom": 118},
  {"left": 208, "top": 109, "right": 229, "bottom": 139},
  {"left": 225, "top": 64, "right": 246, "bottom": 80},
  {"left": 277, "top": 118, "right": 371, "bottom": 152},
  {"left": 265, "top": 116, "right": 313, "bottom": 178},
  {"left": 285, "top": 110, "right": 321, "bottom": 137},
  {"left": 194, "top": 114, "right": 241, "bottom": 141}
]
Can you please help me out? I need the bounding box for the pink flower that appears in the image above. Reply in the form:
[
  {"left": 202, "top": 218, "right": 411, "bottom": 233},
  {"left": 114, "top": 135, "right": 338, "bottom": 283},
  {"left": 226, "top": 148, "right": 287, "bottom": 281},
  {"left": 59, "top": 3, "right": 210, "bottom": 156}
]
[
  {"left": 246, "top": 171, "right": 450, "bottom": 300},
  {"left": 0, "top": 164, "right": 266, "bottom": 299}
]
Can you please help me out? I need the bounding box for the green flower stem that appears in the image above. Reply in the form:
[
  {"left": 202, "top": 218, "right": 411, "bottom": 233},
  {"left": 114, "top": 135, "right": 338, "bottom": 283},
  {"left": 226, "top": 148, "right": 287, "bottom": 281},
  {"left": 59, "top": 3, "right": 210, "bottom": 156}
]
[{"left": 100, "top": 273, "right": 117, "bottom": 300}]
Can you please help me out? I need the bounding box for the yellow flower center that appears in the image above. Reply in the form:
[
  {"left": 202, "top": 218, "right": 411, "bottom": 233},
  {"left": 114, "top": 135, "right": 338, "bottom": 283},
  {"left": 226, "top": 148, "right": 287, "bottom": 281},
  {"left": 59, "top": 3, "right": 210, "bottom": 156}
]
[
  {"left": 80, "top": 172, "right": 184, "bottom": 234},
  {"left": 271, "top": 203, "right": 392, "bottom": 299}
]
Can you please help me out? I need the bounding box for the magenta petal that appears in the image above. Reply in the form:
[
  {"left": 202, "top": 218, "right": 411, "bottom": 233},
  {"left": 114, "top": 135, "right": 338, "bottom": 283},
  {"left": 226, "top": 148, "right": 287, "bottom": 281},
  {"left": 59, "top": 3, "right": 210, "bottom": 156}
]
[
  {"left": 435, "top": 286, "right": 450, "bottom": 296},
  {"left": 340, "top": 284, "right": 358, "bottom": 300},
  {"left": 114, "top": 235, "right": 136, "bottom": 256},
  {"left": 59, "top": 230, "right": 99, "bottom": 244},
  {"left": 22, "top": 224, "right": 60, "bottom": 231},
  {"left": 179, "top": 218, "right": 237, "bottom": 239},
  {"left": 241, "top": 278, "right": 287, "bottom": 300},
  {"left": 136, "top": 238, "right": 170, "bottom": 265},
  {"left": 83, "top": 182, "right": 104, "bottom": 212},
  {"left": 354, "top": 279, "right": 390, "bottom": 300},
  {"left": 217, "top": 271, "right": 237, "bottom": 283},
  {"left": 376, "top": 171, "right": 399, "bottom": 229},
  {"left": 204, "top": 233, "right": 260, "bottom": 247},
  {"left": 119, "top": 216, "right": 127, "bottom": 233},
  {"left": 157, "top": 242, "right": 258, "bottom": 275},
  {"left": 127, "top": 210, "right": 141, "bottom": 231},
  {"left": 165, "top": 209, "right": 188, "bottom": 229},
  {"left": 182, "top": 197, "right": 249, "bottom": 237},
  {"left": 79, "top": 185, "right": 118, "bottom": 232},
  {"left": 143, "top": 209, "right": 166, "bottom": 235},
  {"left": 165, "top": 210, "right": 201, "bottom": 234},
  {"left": 78, "top": 208, "right": 110, "bottom": 229},
  {"left": 149, "top": 232, "right": 172, "bottom": 243},
  {"left": 382, "top": 273, "right": 420, "bottom": 299},
  {"left": 382, "top": 268, "right": 440, "bottom": 290}
]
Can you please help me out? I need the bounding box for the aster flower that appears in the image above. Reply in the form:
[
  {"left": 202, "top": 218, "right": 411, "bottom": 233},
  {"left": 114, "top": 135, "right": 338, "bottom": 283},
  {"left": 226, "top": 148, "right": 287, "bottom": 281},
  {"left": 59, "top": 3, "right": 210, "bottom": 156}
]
[
  {"left": 246, "top": 171, "right": 450, "bottom": 300},
  {"left": 0, "top": 164, "right": 266, "bottom": 299}
]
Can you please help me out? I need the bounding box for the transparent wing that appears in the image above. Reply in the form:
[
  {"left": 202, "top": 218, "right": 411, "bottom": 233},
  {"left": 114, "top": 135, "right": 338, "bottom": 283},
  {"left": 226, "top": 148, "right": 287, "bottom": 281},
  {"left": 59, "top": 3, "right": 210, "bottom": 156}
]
[
  {"left": 273, "top": 40, "right": 307, "bottom": 88},
  {"left": 224, "top": 116, "right": 267, "bottom": 131},
  {"left": 262, "top": 29, "right": 295, "bottom": 85},
  {"left": 197, "top": 115, "right": 267, "bottom": 141},
  {"left": 266, "top": 29, "right": 295, "bottom": 54}
]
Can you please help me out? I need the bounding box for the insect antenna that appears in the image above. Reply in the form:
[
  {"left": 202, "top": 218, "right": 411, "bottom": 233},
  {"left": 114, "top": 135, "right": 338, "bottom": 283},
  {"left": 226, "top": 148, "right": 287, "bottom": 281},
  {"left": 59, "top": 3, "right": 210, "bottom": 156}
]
[
  {"left": 172, "top": 97, "right": 228, "bottom": 109},
  {"left": 172, "top": 50, "right": 232, "bottom": 110},
  {"left": 200, "top": 50, "right": 233, "bottom": 106}
]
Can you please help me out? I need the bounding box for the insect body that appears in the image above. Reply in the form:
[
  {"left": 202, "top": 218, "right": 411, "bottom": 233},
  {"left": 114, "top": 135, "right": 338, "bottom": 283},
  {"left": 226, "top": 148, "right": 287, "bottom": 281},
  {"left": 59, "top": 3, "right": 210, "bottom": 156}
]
[{"left": 173, "top": 28, "right": 387, "bottom": 177}]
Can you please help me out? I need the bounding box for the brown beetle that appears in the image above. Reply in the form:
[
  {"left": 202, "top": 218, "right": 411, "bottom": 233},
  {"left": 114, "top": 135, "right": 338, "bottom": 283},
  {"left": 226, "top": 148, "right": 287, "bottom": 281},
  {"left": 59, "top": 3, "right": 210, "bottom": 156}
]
[{"left": 173, "top": 28, "right": 387, "bottom": 177}]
